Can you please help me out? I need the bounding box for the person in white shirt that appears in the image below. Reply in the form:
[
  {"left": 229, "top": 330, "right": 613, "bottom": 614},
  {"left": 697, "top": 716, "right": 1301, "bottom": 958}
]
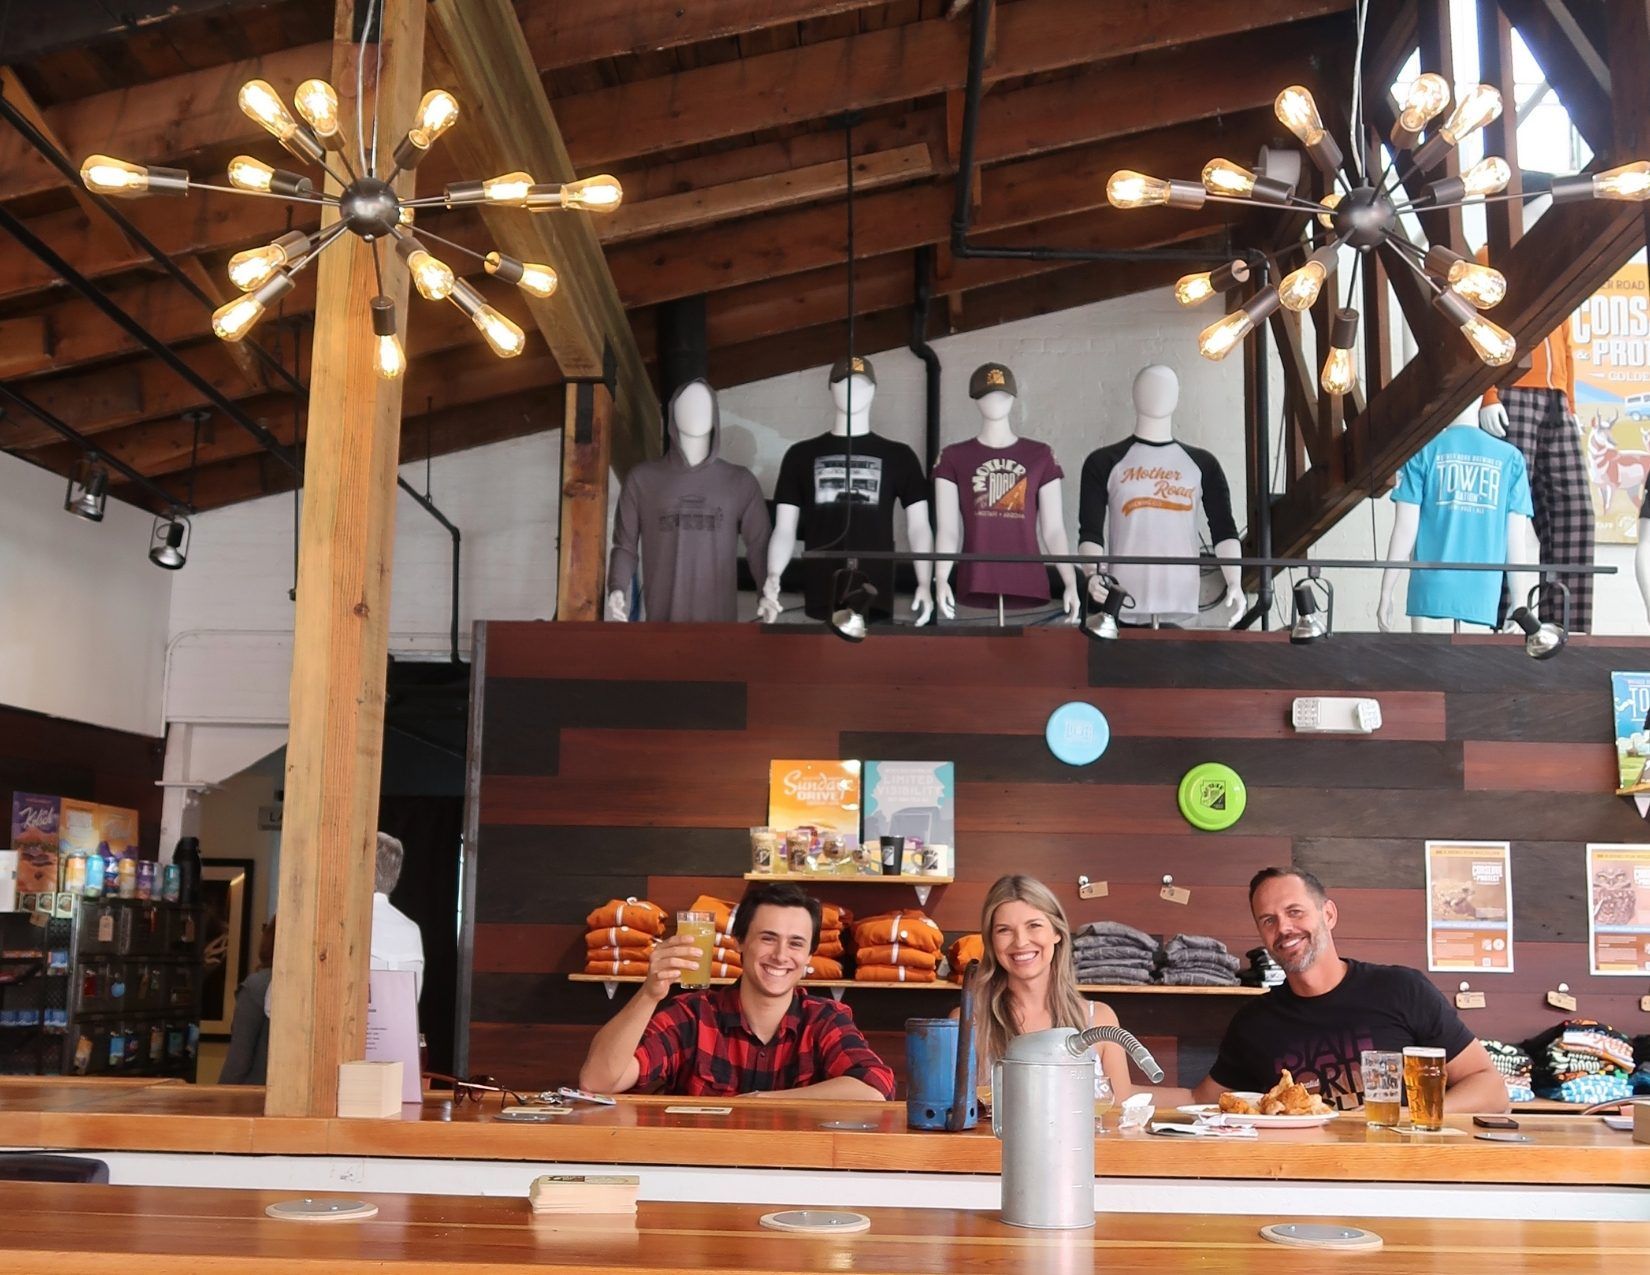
[{"left": 371, "top": 832, "right": 425, "bottom": 1001}]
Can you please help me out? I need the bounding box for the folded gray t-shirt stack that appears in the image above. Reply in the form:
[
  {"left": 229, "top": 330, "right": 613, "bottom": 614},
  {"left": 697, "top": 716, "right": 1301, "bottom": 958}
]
[
  {"left": 1158, "top": 933, "right": 1240, "bottom": 986},
  {"left": 1072, "top": 920, "right": 1158, "bottom": 984}
]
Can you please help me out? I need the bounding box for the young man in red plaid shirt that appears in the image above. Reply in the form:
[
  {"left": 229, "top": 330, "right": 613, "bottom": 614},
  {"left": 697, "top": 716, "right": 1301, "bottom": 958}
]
[{"left": 579, "top": 882, "right": 894, "bottom": 1099}]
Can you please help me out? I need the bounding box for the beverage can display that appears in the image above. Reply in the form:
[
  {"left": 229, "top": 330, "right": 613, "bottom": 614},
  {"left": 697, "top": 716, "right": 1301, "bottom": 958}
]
[
  {"left": 162, "top": 863, "right": 181, "bottom": 904},
  {"left": 84, "top": 852, "right": 105, "bottom": 899}
]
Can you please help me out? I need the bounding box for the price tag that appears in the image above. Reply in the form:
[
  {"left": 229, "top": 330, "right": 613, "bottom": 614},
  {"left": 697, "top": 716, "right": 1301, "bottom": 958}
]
[
  {"left": 1454, "top": 990, "right": 1486, "bottom": 1010},
  {"left": 1159, "top": 885, "right": 1191, "bottom": 905},
  {"left": 1546, "top": 989, "right": 1577, "bottom": 1012},
  {"left": 1077, "top": 877, "right": 1108, "bottom": 900},
  {"left": 97, "top": 913, "right": 114, "bottom": 944}
]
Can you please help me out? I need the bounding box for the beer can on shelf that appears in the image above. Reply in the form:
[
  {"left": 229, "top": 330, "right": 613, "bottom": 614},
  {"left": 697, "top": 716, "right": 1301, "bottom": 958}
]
[
  {"left": 117, "top": 858, "right": 137, "bottom": 899},
  {"left": 161, "top": 863, "right": 181, "bottom": 904},
  {"left": 136, "top": 861, "right": 156, "bottom": 901},
  {"left": 84, "top": 852, "right": 106, "bottom": 899}
]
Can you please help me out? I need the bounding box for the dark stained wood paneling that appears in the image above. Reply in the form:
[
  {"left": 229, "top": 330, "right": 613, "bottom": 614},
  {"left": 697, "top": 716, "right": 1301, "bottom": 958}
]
[
  {"left": 844, "top": 732, "right": 1463, "bottom": 789},
  {"left": 1463, "top": 741, "right": 1617, "bottom": 791},
  {"left": 1447, "top": 692, "right": 1610, "bottom": 742},
  {"left": 467, "top": 623, "right": 1650, "bottom": 1077}
]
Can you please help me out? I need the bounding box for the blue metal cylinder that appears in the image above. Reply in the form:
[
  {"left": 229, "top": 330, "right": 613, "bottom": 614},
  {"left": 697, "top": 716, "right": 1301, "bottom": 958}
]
[{"left": 904, "top": 1016, "right": 978, "bottom": 1130}]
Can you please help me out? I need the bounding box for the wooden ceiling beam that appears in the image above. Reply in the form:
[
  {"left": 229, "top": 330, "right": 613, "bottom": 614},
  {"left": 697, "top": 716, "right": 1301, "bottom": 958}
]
[
  {"left": 425, "top": 0, "right": 660, "bottom": 474},
  {"left": 554, "top": 0, "right": 1350, "bottom": 168},
  {"left": 0, "top": 314, "right": 51, "bottom": 376},
  {"left": 1498, "top": 0, "right": 1614, "bottom": 154},
  {"left": 520, "top": 0, "right": 890, "bottom": 71}
]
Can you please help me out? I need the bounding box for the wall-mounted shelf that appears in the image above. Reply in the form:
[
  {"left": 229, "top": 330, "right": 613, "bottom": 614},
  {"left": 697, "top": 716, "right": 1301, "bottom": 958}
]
[
  {"left": 742, "top": 872, "right": 952, "bottom": 906},
  {"left": 567, "top": 973, "right": 1264, "bottom": 1001}
]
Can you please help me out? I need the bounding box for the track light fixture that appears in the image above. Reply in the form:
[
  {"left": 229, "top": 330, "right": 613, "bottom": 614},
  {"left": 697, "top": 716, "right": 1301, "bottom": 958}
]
[
  {"left": 1289, "top": 571, "right": 1333, "bottom": 645},
  {"left": 80, "top": 68, "right": 622, "bottom": 376},
  {"left": 828, "top": 565, "right": 877, "bottom": 642},
  {"left": 64, "top": 458, "right": 109, "bottom": 522},
  {"left": 1081, "top": 575, "right": 1132, "bottom": 641},
  {"left": 1108, "top": 64, "right": 1647, "bottom": 390},
  {"left": 1508, "top": 583, "right": 1567, "bottom": 660},
  {"left": 149, "top": 516, "right": 190, "bottom": 569}
]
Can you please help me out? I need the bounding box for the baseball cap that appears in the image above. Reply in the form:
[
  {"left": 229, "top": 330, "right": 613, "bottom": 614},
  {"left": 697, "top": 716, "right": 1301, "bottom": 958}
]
[
  {"left": 828, "top": 354, "right": 876, "bottom": 386},
  {"left": 969, "top": 362, "right": 1017, "bottom": 399}
]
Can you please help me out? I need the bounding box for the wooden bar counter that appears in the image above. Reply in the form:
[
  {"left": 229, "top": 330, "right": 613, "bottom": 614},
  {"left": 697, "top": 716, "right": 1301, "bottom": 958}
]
[
  {"left": 2, "top": 1079, "right": 1646, "bottom": 1195},
  {"left": 0, "top": 1182, "right": 1646, "bottom": 1274}
]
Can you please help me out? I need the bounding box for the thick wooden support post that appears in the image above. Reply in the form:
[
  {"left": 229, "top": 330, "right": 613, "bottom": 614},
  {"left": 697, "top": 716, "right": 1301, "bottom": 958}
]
[
  {"left": 557, "top": 377, "right": 613, "bottom": 621},
  {"left": 265, "top": 0, "right": 423, "bottom": 1118},
  {"left": 1476, "top": 0, "right": 1523, "bottom": 260}
]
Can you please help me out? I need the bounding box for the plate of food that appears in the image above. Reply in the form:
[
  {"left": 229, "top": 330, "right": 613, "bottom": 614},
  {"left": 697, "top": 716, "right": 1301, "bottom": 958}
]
[{"left": 1179, "top": 1070, "right": 1340, "bottom": 1128}]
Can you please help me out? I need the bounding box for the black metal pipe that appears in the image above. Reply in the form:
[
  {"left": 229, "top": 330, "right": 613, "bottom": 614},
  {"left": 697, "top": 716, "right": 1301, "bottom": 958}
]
[
  {"left": 909, "top": 247, "right": 942, "bottom": 472},
  {"left": 948, "top": 0, "right": 1226, "bottom": 266},
  {"left": 1251, "top": 262, "right": 1274, "bottom": 630},
  {"left": 0, "top": 382, "right": 190, "bottom": 511}
]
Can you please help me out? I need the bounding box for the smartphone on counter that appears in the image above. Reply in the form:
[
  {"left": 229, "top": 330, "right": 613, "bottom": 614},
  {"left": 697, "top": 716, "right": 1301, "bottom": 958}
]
[{"left": 1472, "top": 1115, "right": 1518, "bottom": 1130}]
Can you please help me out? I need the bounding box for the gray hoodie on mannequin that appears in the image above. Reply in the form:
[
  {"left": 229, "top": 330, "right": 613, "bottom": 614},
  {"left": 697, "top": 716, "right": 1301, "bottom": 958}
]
[{"left": 607, "top": 379, "right": 771, "bottom": 622}]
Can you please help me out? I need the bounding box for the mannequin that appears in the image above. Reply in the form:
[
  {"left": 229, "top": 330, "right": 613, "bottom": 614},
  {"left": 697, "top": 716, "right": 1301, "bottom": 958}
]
[
  {"left": 1379, "top": 413, "right": 1535, "bottom": 632},
  {"left": 1077, "top": 365, "right": 1243, "bottom": 626},
  {"left": 933, "top": 362, "right": 1079, "bottom": 622},
  {"left": 607, "top": 378, "right": 771, "bottom": 623},
  {"left": 1476, "top": 244, "right": 1593, "bottom": 631},
  {"left": 758, "top": 355, "right": 933, "bottom": 625}
]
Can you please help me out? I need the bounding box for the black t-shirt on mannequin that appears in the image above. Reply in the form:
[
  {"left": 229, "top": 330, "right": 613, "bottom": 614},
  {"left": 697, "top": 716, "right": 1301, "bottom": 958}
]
[{"left": 773, "top": 432, "right": 928, "bottom": 621}]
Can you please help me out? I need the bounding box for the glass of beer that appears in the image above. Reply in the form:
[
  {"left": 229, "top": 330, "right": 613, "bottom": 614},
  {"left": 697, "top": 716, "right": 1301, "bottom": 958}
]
[
  {"left": 1093, "top": 1074, "right": 1116, "bottom": 1134},
  {"left": 676, "top": 910, "right": 716, "bottom": 988},
  {"left": 1402, "top": 1046, "right": 1446, "bottom": 1131},
  {"left": 1360, "top": 1050, "right": 1403, "bottom": 1127}
]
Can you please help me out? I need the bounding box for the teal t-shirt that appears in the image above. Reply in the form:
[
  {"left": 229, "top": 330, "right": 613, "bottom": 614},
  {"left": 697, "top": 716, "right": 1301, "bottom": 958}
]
[{"left": 1391, "top": 427, "right": 1533, "bottom": 627}]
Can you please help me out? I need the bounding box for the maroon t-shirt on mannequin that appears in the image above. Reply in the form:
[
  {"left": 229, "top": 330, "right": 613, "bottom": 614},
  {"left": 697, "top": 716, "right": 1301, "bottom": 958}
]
[{"left": 933, "top": 436, "right": 1063, "bottom": 608}]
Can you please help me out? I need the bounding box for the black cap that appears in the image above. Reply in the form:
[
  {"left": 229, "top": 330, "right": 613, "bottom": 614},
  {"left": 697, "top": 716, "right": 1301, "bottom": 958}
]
[
  {"left": 969, "top": 362, "right": 1017, "bottom": 399},
  {"left": 828, "top": 354, "right": 875, "bottom": 386}
]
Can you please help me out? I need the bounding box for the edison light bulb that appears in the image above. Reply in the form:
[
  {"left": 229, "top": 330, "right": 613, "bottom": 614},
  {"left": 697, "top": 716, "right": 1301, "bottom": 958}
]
[
  {"left": 374, "top": 333, "right": 406, "bottom": 380},
  {"left": 294, "top": 78, "right": 340, "bottom": 139},
  {"left": 485, "top": 252, "right": 559, "bottom": 298},
  {"left": 1460, "top": 315, "right": 1517, "bottom": 366},
  {"left": 227, "top": 245, "right": 286, "bottom": 291},
  {"left": 471, "top": 306, "right": 526, "bottom": 358},
  {"left": 1202, "top": 158, "right": 1257, "bottom": 198},
  {"left": 1174, "top": 272, "right": 1218, "bottom": 306},
  {"left": 411, "top": 90, "right": 459, "bottom": 147},
  {"left": 1106, "top": 169, "right": 1171, "bottom": 208},
  {"left": 1274, "top": 85, "right": 1325, "bottom": 145},
  {"left": 1317, "top": 191, "right": 1341, "bottom": 228},
  {"left": 482, "top": 171, "right": 534, "bottom": 205},
  {"left": 1592, "top": 160, "right": 1650, "bottom": 202},
  {"left": 80, "top": 154, "right": 149, "bottom": 195},
  {"left": 1398, "top": 72, "right": 1451, "bottom": 133},
  {"left": 212, "top": 294, "right": 266, "bottom": 342},
  {"left": 239, "top": 78, "right": 299, "bottom": 140},
  {"left": 227, "top": 155, "right": 277, "bottom": 192},
  {"left": 559, "top": 173, "right": 623, "bottom": 212},
  {"left": 407, "top": 249, "right": 456, "bottom": 301},
  {"left": 1461, "top": 156, "right": 1512, "bottom": 198},
  {"left": 1448, "top": 260, "right": 1507, "bottom": 309},
  {"left": 1439, "top": 84, "right": 1501, "bottom": 144},
  {"left": 1321, "top": 346, "right": 1357, "bottom": 395},
  {"left": 1278, "top": 259, "right": 1329, "bottom": 312},
  {"left": 1198, "top": 310, "right": 1254, "bottom": 361}
]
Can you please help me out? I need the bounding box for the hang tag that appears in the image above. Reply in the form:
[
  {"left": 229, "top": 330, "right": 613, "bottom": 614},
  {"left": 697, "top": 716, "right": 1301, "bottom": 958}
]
[
  {"left": 97, "top": 914, "right": 114, "bottom": 944},
  {"left": 1078, "top": 878, "right": 1109, "bottom": 900},
  {"left": 1159, "top": 885, "right": 1191, "bottom": 906},
  {"left": 1454, "top": 990, "right": 1486, "bottom": 1010},
  {"left": 1546, "top": 989, "right": 1577, "bottom": 1011},
  {"left": 1639, "top": 995, "right": 1650, "bottom": 1013}
]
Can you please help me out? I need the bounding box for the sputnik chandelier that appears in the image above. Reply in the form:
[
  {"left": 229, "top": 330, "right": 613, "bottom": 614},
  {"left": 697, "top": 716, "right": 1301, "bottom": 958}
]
[
  {"left": 1105, "top": 75, "right": 1648, "bottom": 394},
  {"left": 77, "top": 74, "right": 622, "bottom": 380}
]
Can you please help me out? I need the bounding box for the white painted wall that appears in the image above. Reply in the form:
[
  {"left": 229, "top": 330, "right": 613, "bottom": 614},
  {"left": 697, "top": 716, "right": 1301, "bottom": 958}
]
[{"left": 0, "top": 450, "right": 172, "bottom": 734}]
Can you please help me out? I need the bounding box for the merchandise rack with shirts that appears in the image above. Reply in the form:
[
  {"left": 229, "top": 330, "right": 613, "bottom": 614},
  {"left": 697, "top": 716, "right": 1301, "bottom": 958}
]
[{"left": 0, "top": 898, "right": 203, "bottom": 1078}]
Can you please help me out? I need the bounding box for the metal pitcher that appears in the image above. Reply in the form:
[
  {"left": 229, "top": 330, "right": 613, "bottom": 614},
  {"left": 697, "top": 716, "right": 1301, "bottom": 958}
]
[{"left": 992, "top": 1024, "right": 1162, "bottom": 1229}]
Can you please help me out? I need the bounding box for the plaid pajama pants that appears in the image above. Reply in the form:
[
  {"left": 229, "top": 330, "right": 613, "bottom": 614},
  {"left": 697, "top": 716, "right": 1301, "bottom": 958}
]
[{"left": 1497, "top": 388, "right": 1594, "bottom": 633}]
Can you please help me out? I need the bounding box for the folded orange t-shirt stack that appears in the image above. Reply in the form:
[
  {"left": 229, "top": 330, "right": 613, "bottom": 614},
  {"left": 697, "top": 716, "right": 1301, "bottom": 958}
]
[
  {"left": 583, "top": 897, "right": 666, "bottom": 977},
  {"left": 809, "top": 902, "right": 853, "bottom": 978},
  {"left": 947, "top": 933, "right": 984, "bottom": 983},
  {"left": 852, "top": 910, "right": 943, "bottom": 983}
]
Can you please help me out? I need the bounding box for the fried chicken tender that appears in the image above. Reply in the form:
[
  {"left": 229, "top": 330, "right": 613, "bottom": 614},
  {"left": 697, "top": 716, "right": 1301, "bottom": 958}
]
[
  {"left": 1222, "top": 1069, "right": 1333, "bottom": 1117},
  {"left": 1217, "top": 1092, "right": 1257, "bottom": 1115}
]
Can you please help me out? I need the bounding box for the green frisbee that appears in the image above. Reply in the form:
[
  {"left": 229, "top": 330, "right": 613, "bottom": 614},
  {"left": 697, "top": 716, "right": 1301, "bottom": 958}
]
[{"left": 1178, "top": 763, "right": 1247, "bottom": 831}]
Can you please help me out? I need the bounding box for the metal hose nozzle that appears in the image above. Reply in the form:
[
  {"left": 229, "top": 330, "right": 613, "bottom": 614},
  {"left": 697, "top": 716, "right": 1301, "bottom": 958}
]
[{"left": 1069, "top": 1025, "right": 1165, "bottom": 1083}]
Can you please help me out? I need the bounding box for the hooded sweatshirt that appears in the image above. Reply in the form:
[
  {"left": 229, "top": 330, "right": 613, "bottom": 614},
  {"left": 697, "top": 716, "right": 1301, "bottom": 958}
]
[{"left": 608, "top": 379, "right": 771, "bottom": 622}]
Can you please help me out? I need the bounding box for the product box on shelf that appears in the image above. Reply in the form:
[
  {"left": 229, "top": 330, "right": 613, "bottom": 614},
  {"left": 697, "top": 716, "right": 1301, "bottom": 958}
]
[
  {"left": 58, "top": 798, "right": 99, "bottom": 862},
  {"left": 862, "top": 761, "right": 954, "bottom": 872},
  {"left": 94, "top": 804, "right": 139, "bottom": 863},
  {"left": 10, "top": 793, "right": 60, "bottom": 893},
  {"left": 767, "top": 761, "right": 862, "bottom": 848}
]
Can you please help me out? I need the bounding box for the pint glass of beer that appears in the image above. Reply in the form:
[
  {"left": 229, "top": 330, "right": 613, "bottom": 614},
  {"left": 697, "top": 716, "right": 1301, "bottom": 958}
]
[
  {"left": 1402, "top": 1046, "right": 1446, "bottom": 1131},
  {"left": 676, "top": 910, "right": 716, "bottom": 988},
  {"left": 1360, "top": 1050, "right": 1403, "bottom": 1126}
]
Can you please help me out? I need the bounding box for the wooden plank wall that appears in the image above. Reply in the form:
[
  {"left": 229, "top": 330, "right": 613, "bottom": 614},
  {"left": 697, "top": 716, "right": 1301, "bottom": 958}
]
[{"left": 464, "top": 624, "right": 1650, "bottom": 1092}]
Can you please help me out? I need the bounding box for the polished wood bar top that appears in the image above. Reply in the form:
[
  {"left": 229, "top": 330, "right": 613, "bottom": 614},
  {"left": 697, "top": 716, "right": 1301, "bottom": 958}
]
[
  {"left": 0, "top": 1183, "right": 1646, "bottom": 1275},
  {"left": 3, "top": 1079, "right": 1646, "bottom": 1186}
]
